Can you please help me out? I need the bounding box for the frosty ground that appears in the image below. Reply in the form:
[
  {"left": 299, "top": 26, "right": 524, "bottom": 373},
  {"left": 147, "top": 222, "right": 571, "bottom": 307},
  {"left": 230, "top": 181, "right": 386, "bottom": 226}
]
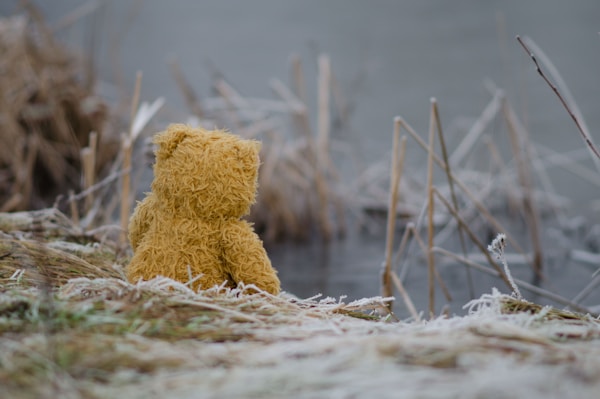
[{"left": 2, "top": 274, "right": 600, "bottom": 399}]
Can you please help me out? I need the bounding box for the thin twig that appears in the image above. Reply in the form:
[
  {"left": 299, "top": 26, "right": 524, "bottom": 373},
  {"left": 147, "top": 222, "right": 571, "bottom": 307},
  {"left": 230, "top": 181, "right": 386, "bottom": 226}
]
[
  {"left": 433, "top": 247, "right": 594, "bottom": 315},
  {"left": 426, "top": 100, "right": 437, "bottom": 317},
  {"left": 405, "top": 224, "right": 452, "bottom": 303},
  {"left": 502, "top": 97, "right": 544, "bottom": 278},
  {"left": 390, "top": 271, "right": 420, "bottom": 321},
  {"left": 402, "top": 119, "right": 531, "bottom": 264},
  {"left": 316, "top": 54, "right": 333, "bottom": 240},
  {"left": 433, "top": 187, "right": 514, "bottom": 291},
  {"left": 119, "top": 71, "right": 142, "bottom": 246},
  {"left": 432, "top": 99, "right": 474, "bottom": 299},
  {"left": 516, "top": 35, "right": 600, "bottom": 163},
  {"left": 449, "top": 92, "right": 503, "bottom": 166},
  {"left": 381, "top": 118, "right": 406, "bottom": 308},
  {"left": 81, "top": 131, "right": 97, "bottom": 213}
]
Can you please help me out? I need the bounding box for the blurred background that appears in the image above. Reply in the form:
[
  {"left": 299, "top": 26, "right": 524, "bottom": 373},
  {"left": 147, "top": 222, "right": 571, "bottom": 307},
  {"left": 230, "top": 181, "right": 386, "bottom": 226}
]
[
  {"left": 3, "top": 1, "right": 598, "bottom": 166},
  {"left": 2, "top": 0, "right": 600, "bottom": 315}
]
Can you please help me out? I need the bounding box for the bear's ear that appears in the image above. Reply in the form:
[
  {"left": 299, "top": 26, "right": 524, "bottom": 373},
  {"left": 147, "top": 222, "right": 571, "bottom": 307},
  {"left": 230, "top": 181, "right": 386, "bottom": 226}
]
[
  {"left": 239, "top": 139, "right": 261, "bottom": 162},
  {"left": 153, "top": 124, "right": 191, "bottom": 160}
]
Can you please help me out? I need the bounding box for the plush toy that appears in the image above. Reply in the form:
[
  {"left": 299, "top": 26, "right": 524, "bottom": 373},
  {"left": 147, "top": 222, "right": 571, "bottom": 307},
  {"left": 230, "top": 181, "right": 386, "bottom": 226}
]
[{"left": 126, "top": 124, "right": 280, "bottom": 295}]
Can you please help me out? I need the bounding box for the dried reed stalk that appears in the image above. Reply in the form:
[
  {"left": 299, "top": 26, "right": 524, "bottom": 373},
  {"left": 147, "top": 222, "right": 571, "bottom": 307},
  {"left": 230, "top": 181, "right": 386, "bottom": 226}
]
[
  {"left": 68, "top": 190, "right": 80, "bottom": 227},
  {"left": 213, "top": 79, "right": 246, "bottom": 129},
  {"left": 288, "top": 54, "right": 314, "bottom": 139},
  {"left": 449, "top": 92, "right": 502, "bottom": 166},
  {"left": 390, "top": 270, "right": 420, "bottom": 321},
  {"left": 516, "top": 35, "right": 600, "bottom": 165},
  {"left": 81, "top": 131, "right": 98, "bottom": 214},
  {"left": 402, "top": 120, "right": 530, "bottom": 263},
  {"left": 502, "top": 98, "right": 543, "bottom": 277},
  {"left": 381, "top": 117, "right": 406, "bottom": 308},
  {"left": 119, "top": 71, "right": 142, "bottom": 246},
  {"left": 432, "top": 99, "right": 474, "bottom": 298},
  {"left": 432, "top": 187, "right": 513, "bottom": 290},
  {"left": 169, "top": 60, "right": 204, "bottom": 118},
  {"left": 51, "top": 0, "right": 101, "bottom": 33},
  {"left": 316, "top": 54, "right": 333, "bottom": 240},
  {"left": 290, "top": 54, "right": 308, "bottom": 104},
  {"left": 392, "top": 222, "right": 414, "bottom": 267},
  {"left": 426, "top": 100, "right": 437, "bottom": 317},
  {"left": 403, "top": 223, "right": 452, "bottom": 303}
]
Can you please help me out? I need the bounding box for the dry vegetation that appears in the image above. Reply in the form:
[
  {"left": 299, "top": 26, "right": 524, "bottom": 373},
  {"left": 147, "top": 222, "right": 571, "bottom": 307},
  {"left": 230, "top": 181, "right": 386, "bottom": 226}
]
[
  {"left": 0, "top": 11, "right": 119, "bottom": 213},
  {"left": 2, "top": 4, "right": 600, "bottom": 398}
]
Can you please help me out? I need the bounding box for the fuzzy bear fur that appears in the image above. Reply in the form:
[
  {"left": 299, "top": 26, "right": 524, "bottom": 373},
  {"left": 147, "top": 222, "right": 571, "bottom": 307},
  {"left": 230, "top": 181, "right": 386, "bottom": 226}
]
[{"left": 126, "top": 124, "right": 280, "bottom": 294}]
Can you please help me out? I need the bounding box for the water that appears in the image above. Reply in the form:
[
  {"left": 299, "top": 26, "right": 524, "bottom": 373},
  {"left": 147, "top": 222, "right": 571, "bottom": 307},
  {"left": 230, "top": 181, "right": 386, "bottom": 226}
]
[{"left": 4, "top": 0, "right": 600, "bottom": 315}]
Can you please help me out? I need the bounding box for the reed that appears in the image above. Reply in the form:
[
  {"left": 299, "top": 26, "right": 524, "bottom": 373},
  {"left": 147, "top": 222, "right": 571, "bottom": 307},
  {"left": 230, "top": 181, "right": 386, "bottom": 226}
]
[
  {"left": 119, "top": 71, "right": 142, "bottom": 246},
  {"left": 81, "top": 131, "right": 98, "bottom": 214},
  {"left": 516, "top": 35, "right": 600, "bottom": 165},
  {"left": 426, "top": 99, "right": 437, "bottom": 317},
  {"left": 0, "top": 10, "right": 117, "bottom": 213},
  {"left": 502, "top": 98, "right": 544, "bottom": 277},
  {"left": 381, "top": 118, "right": 406, "bottom": 309},
  {"left": 432, "top": 99, "right": 474, "bottom": 298}
]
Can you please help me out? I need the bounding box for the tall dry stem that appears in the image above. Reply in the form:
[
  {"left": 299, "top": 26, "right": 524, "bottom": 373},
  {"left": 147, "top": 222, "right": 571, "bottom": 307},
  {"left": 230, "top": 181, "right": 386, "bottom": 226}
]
[
  {"left": 432, "top": 99, "right": 474, "bottom": 298},
  {"left": 81, "top": 131, "right": 97, "bottom": 214},
  {"left": 315, "top": 54, "right": 333, "bottom": 240},
  {"left": 502, "top": 98, "right": 543, "bottom": 278},
  {"left": 119, "top": 71, "right": 142, "bottom": 246},
  {"left": 426, "top": 99, "right": 436, "bottom": 317},
  {"left": 381, "top": 117, "right": 406, "bottom": 308},
  {"left": 516, "top": 35, "right": 600, "bottom": 166}
]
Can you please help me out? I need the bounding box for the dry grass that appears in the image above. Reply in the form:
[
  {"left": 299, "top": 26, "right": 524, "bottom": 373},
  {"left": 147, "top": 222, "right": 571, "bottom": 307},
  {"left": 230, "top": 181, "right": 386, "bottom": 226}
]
[
  {"left": 0, "top": 12, "right": 120, "bottom": 213},
  {"left": 0, "top": 208, "right": 124, "bottom": 288}
]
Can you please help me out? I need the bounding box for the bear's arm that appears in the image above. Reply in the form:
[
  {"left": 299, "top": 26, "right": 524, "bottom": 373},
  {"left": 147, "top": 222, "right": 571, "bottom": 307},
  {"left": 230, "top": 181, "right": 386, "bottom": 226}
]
[
  {"left": 128, "top": 193, "right": 156, "bottom": 251},
  {"left": 221, "top": 220, "right": 280, "bottom": 295}
]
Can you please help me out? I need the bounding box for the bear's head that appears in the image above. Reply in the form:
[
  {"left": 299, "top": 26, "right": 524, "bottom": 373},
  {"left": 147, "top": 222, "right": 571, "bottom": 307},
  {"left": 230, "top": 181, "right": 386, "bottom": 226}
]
[{"left": 151, "top": 124, "right": 261, "bottom": 220}]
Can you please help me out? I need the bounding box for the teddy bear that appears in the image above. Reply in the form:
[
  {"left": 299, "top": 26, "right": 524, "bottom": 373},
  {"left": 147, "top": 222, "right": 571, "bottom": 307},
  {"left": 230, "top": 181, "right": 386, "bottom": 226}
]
[{"left": 126, "top": 124, "right": 280, "bottom": 295}]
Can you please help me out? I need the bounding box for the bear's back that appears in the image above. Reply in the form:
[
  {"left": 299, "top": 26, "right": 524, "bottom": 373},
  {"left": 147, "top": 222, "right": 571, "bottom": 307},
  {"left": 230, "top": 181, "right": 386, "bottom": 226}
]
[{"left": 127, "top": 213, "right": 230, "bottom": 290}]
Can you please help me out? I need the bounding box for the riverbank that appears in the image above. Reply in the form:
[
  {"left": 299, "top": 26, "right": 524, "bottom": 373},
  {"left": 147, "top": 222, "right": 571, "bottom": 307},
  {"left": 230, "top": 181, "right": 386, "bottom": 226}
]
[{"left": 1, "top": 209, "right": 600, "bottom": 398}]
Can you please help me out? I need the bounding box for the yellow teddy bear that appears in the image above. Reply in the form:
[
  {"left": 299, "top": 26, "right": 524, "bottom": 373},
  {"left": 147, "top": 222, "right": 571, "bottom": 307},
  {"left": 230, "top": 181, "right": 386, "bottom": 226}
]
[{"left": 126, "top": 124, "right": 280, "bottom": 294}]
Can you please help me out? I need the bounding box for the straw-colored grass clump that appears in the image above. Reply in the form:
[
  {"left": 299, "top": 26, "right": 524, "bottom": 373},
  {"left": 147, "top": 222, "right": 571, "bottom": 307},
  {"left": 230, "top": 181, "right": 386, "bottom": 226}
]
[{"left": 0, "top": 14, "right": 118, "bottom": 212}]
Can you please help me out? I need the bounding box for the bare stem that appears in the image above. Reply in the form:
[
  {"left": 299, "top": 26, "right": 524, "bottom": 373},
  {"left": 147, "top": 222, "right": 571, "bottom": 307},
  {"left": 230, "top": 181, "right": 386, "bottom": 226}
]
[
  {"left": 433, "top": 247, "right": 593, "bottom": 315},
  {"left": 432, "top": 99, "right": 474, "bottom": 299},
  {"left": 120, "top": 71, "right": 142, "bottom": 246},
  {"left": 426, "top": 99, "right": 436, "bottom": 317},
  {"left": 516, "top": 35, "right": 600, "bottom": 162},
  {"left": 382, "top": 117, "right": 407, "bottom": 309}
]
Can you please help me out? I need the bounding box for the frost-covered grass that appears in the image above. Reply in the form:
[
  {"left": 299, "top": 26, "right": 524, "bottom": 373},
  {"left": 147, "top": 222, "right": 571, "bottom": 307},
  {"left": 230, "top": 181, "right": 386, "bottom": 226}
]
[
  {"left": 1, "top": 275, "right": 600, "bottom": 399},
  {"left": 1, "top": 208, "right": 600, "bottom": 398}
]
